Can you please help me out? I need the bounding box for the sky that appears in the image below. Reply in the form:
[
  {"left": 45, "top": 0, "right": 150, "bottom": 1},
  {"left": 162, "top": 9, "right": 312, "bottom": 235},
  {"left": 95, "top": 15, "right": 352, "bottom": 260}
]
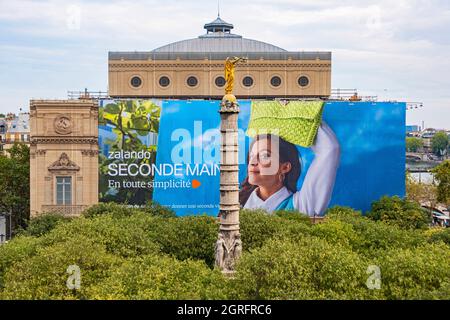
[{"left": 0, "top": 0, "right": 449, "bottom": 128}]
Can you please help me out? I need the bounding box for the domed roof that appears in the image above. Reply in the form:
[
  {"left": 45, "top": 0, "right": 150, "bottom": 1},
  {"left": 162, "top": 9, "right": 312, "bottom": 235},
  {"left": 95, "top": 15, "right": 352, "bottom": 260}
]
[
  {"left": 152, "top": 36, "right": 287, "bottom": 53},
  {"left": 152, "top": 15, "right": 287, "bottom": 53},
  {"left": 109, "top": 14, "right": 332, "bottom": 62}
]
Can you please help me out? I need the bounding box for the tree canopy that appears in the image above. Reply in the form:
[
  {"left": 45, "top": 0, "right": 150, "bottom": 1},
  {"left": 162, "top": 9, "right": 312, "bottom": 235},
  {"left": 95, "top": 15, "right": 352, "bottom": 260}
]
[
  {"left": 432, "top": 160, "right": 450, "bottom": 205},
  {"left": 0, "top": 143, "right": 30, "bottom": 232},
  {"left": 0, "top": 202, "right": 449, "bottom": 300},
  {"left": 431, "top": 132, "right": 449, "bottom": 156},
  {"left": 406, "top": 137, "right": 423, "bottom": 152}
]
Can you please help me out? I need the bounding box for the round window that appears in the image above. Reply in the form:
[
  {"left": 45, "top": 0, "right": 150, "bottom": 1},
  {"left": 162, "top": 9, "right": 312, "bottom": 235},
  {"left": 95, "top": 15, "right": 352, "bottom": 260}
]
[
  {"left": 270, "top": 76, "right": 282, "bottom": 87},
  {"left": 187, "top": 76, "right": 198, "bottom": 87},
  {"left": 298, "top": 76, "right": 310, "bottom": 87},
  {"left": 215, "top": 76, "right": 226, "bottom": 87},
  {"left": 242, "top": 76, "right": 254, "bottom": 87},
  {"left": 159, "top": 76, "right": 170, "bottom": 87},
  {"left": 130, "top": 76, "right": 142, "bottom": 88}
]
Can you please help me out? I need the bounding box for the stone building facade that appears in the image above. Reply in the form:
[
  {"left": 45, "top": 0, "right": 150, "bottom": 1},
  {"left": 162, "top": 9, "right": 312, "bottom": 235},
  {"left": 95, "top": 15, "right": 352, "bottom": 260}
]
[
  {"left": 0, "top": 112, "right": 30, "bottom": 155},
  {"left": 29, "top": 100, "right": 98, "bottom": 217}
]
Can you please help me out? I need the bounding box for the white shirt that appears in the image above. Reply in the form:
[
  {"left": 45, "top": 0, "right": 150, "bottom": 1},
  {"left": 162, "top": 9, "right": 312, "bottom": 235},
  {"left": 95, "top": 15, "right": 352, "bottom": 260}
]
[
  {"left": 244, "top": 185, "right": 292, "bottom": 213},
  {"left": 243, "top": 121, "right": 341, "bottom": 217}
]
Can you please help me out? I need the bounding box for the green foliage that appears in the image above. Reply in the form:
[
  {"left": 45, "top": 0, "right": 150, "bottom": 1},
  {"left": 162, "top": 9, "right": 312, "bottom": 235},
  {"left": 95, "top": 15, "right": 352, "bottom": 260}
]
[
  {"left": 101, "top": 100, "right": 160, "bottom": 146},
  {"left": 428, "top": 228, "right": 450, "bottom": 245},
  {"left": 240, "top": 209, "right": 311, "bottom": 251},
  {"left": 350, "top": 219, "right": 427, "bottom": 257},
  {"left": 86, "top": 254, "right": 228, "bottom": 300},
  {"left": 406, "top": 137, "right": 423, "bottom": 152},
  {"left": 147, "top": 215, "right": 218, "bottom": 267},
  {"left": 325, "top": 206, "right": 363, "bottom": 219},
  {"left": 43, "top": 214, "right": 160, "bottom": 258},
  {"left": 374, "top": 243, "right": 450, "bottom": 299},
  {"left": 406, "top": 172, "right": 438, "bottom": 204},
  {"left": 231, "top": 237, "right": 369, "bottom": 300},
  {"left": 83, "top": 202, "right": 176, "bottom": 219},
  {"left": 326, "top": 206, "right": 427, "bottom": 256},
  {"left": 17, "top": 214, "right": 72, "bottom": 237},
  {"left": 431, "top": 160, "right": 450, "bottom": 204},
  {"left": 274, "top": 210, "right": 312, "bottom": 224},
  {"left": 310, "top": 219, "right": 359, "bottom": 248},
  {"left": 139, "top": 202, "right": 177, "bottom": 218},
  {"left": 7, "top": 143, "right": 29, "bottom": 162},
  {"left": 240, "top": 209, "right": 288, "bottom": 251},
  {"left": 431, "top": 132, "right": 449, "bottom": 156},
  {"left": 0, "top": 143, "right": 30, "bottom": 231},
  {"left": 84, "top": 205, "right": 213, "bottom": 263},
  {"left": 0, "top": 236, "right": 43, "bottom": 289},
  {"left": 82, "top": 202, "right": 143, "bottom": 218},
  {"left": 0, "top": 236, "right": 123, "bottom": 300},
  {"left": 368, "top": 196, "right": 431, "bottom": 230},
  {"left": 0, "top": 205, "right": 448, "bottom": 300}
]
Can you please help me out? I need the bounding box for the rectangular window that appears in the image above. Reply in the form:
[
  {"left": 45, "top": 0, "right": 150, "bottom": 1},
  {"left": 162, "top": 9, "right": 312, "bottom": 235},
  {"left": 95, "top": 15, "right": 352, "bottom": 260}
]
[{"left": 56, "top": 177, "right": 72, "bottom": 205}]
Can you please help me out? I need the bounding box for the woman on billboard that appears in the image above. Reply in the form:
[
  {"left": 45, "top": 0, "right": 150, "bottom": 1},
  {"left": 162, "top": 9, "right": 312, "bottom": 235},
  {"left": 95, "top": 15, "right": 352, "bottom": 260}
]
[{"left": 239, "top": 121, "right": 340, "bottom": 216}]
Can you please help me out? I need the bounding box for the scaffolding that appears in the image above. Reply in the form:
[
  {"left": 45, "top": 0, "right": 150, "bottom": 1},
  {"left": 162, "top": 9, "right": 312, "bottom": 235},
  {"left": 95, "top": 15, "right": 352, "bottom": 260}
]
[
  {"left": 68, "top": 89, "right": 109, "bottom": 100},
  {"left": 329, "top": 89, "right": 378, "bottom": 102},
  {"left": 67, "top": 88, "right": 407, "bottom": 104}
]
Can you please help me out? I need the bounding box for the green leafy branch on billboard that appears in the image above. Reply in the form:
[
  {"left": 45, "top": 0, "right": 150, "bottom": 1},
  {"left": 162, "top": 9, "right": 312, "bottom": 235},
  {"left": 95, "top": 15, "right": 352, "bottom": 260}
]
[{"left": 99, "top": 100, "right": 161, "bottom": 204}]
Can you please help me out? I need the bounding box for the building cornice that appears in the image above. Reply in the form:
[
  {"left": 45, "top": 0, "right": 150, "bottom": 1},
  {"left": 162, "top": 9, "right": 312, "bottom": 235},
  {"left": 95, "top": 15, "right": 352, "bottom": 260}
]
[
  {"left": 109, "top": 52, "right": 331, "bottom": 61},
  {"left": 109, "top": 63, "right": 331, "bottom": 70},
  {"left": 31, "top": 137, "right": 98, "bottom": 145}
]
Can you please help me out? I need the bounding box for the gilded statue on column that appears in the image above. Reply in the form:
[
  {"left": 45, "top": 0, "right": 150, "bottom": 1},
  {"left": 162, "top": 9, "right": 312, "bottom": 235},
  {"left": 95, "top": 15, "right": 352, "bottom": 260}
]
[{"left": 223, "top": 56, "right": 247, "bottom": 104}]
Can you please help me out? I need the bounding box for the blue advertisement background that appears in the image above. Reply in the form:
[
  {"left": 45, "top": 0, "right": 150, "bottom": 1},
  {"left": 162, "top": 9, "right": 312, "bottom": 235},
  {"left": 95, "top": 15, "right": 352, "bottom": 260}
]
[{"left": 153, "top": 100, "right": 406, "bottom": 216}]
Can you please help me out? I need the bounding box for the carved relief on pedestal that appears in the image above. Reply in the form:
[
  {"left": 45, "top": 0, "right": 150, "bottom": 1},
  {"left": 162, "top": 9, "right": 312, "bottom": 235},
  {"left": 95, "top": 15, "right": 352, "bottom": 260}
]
[
  {"left": 54, "top": 115, "right": 72, "bottom": 135},
  {"left": 215, "top": 234, "right": 226, "bottom": 270},
  {"left": 215, "top": 232, "right": 242, "bottom": 272}
]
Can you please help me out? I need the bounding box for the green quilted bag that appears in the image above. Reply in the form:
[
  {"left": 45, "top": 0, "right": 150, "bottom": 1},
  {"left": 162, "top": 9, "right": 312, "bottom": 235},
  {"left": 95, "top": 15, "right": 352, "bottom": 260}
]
[{"left": 246, "top": 100, "right": 324, "bottom": 147}]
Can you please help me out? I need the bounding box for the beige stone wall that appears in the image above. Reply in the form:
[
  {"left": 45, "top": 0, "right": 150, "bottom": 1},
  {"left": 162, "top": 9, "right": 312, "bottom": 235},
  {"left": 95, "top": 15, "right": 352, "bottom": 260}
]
[
  {"left": 30, "top": 100, "right": 98, "bottom": 217},
  {"left": 108, "top": 59, "right": 331, "bottom": 98}
]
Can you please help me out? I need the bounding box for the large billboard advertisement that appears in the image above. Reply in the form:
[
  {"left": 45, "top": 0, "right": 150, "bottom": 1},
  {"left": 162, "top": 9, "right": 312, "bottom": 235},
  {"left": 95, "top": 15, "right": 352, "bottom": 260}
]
[{"left": 99, "top": 100, "right": 406, "bottom": 216}]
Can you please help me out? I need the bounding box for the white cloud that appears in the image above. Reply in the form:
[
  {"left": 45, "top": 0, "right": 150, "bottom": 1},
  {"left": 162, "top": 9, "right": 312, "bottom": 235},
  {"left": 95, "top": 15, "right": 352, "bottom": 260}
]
[{"left": 0, "top": 0, "right": 449, "bottom": 127}]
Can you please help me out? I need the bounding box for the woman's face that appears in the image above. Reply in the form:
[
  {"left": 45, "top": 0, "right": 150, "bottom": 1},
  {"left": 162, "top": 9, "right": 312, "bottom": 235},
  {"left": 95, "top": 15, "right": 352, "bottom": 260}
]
[{"left": 248, "top": 138, "right": 290, "bottom": 188}]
